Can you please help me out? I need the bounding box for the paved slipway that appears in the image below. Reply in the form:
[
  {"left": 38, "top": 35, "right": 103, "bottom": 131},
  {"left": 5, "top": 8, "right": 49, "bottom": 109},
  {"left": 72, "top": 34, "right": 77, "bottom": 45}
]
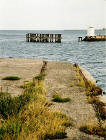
[
  {"left": 45, "top": 62, "right": 104, "bottom": 140},
  {"left": 0, "top": 59, "right": 105, "bottom": 140}
]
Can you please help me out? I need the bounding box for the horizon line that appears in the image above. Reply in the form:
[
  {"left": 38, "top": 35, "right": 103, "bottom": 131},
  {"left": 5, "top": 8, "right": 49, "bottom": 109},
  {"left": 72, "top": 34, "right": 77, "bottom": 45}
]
[{"left": 0, "top": 28, "right": 104, "bottom": 31}]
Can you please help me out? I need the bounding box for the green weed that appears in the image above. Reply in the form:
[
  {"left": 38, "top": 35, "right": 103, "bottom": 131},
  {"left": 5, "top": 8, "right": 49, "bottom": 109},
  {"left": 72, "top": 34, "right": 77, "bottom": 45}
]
[
  {"left": 0, "top": 94, "right": 31, "bottom": 119},
  {"left": 0, "top": 118, "right": 22, "bottom": 140},
  {"left": 70, "top": 82, "right": 75, "bottom": 87},
  {"left": 0, "top": 80, "right": 70, "bottom": 140},
  {"left": 2, "top": 76, "right": 20, "bottom": 80},
  {"left": 52, "top": 94, "right": 71, "bottom": 103},
  {"left": 35, "top": 73, "right": 46, "bottom": 81}
]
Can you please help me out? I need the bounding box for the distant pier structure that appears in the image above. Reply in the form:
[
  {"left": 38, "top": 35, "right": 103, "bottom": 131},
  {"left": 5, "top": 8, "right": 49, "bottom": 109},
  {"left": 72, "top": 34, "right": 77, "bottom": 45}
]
[
  {"left": 26, "top": 33, "right": 62, "bottom": 43},
  {"left": 78, "top": 27, "right": 106, "bottom": 41}
]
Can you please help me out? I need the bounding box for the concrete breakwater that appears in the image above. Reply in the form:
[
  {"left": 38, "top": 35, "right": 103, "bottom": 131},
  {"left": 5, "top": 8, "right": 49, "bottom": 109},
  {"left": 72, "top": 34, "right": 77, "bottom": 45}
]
[
  {"left": 78, "top": 35, "right": 106, "bottom": 41},
  {"left": 83, "top": 35, "right": 106, "bottom": 41},
  {"left": 80, "top": 67, "right": 106, "bottom": 104},
  {"left": 74, "top": 63, "right": 106, "bottom": 104},
  {"left": 78, "top": 27, "right": 106, "bottom": 41},
  {"left": 0, "top": 58, "right": 105, "bottom": 139}
]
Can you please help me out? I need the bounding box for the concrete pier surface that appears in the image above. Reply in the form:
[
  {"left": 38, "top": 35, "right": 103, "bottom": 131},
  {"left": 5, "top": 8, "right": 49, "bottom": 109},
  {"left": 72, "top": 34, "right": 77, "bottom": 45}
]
[{"left": 0, "top": 58, "right": 105, "bottom": 139}]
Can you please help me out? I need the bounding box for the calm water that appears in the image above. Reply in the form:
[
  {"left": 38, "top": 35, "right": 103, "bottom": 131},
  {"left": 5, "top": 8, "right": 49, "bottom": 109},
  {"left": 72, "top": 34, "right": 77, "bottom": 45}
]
[{"left": 0, "top": 30, "right": 106, "bottom": 94}]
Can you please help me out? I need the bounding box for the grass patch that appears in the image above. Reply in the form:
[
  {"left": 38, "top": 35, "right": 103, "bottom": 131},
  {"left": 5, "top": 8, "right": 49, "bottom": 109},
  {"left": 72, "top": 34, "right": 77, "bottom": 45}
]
[
  {"left": 86, "top": 86, "right": 102, "bottom": 96},
  {"left": 0, "top": 92, "right": 9, "bottom": 98},
  {"left": 35, "top": 73, "right": 46, "bottom": 81},
  {"left": 87, "top": 96, "right": 105, "bottom": 106},
  {"left": 24, "top": 80, "right": 29, "bottom": 82},
  {"left": 19, "top": 104, "right": 70, "bottom": 140},
  {"left": 0, "top": 80, "right": 71, "bottom": 140},
  {"left": 87, "top": 96, "right": 106, "bottom": 120},
  {"left": 44, "top": 132, "right": 67, "bottom": 139},
  {"left": 0, "top": 93, "right": 31, "bottom": 119},
  {"left": 70, "top": 81, "right": 75, "bottom": 87},
  {"left": 52, "top": 94, "right": 71, "bottom": 103},
  {"left": 77, "top": 76, "right": 86, "bottom": 88},
  {"left": 0, "top": 118, "right": 22, "bottom": 140},
  {"left": 2, "top": 76, "right": 20, "bottom": 80},
  {"left": 20, "top": 81, "right": 35, "bottom": 89},
  {"left": 85, "top": 79, "right": 104, "bottom": 121},
  {"left": 76, "top": 70, "right": 86, "bottom": 88},
  {"left": 79, "top": 122, "right": 106, "bottom": 137},
  {"left": 93, "top": 99, "right": 105, "bottom": 120}
]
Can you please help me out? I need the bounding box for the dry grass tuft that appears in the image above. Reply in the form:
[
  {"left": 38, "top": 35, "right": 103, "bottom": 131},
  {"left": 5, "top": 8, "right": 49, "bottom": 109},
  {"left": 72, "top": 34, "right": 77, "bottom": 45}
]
[
  {"left": 19, "top": 101, "right": 69, "bottom": 140},
  {"left": 87, "top": 86, "right": 102, "bottom": 96},
  {"left": 35, "top": 73, "right": 46, "bottom": 81},
  {"left": 0, "top": 92, "right": 9, "bottom": 98},
  {"left": 70, "top": 82, "right": 75, "bottom": 87},
  {"left": 87, "top": 96, "right": 106, "bottom": 120},
  {"left": 79, "top": 122, "right": 106, "bottom": 137},
  {"left": 75, "top": 68, "right": 86, "bottom": 88},
  {"left": 0, "top": 79, "right": 71, "bottom": 140}
]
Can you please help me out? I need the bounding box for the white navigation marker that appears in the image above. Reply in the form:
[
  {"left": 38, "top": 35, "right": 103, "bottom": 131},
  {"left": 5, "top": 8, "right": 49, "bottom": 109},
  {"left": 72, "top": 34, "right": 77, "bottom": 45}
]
[{"left": 87, "top": 27, "right": 95, "bottom": 36}]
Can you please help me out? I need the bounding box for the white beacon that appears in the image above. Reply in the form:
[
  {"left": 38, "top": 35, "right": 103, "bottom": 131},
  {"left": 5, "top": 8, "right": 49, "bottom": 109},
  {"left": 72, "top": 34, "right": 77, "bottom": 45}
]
[{"left": 87, "top": 27, "right": 95, "bottom": 36}]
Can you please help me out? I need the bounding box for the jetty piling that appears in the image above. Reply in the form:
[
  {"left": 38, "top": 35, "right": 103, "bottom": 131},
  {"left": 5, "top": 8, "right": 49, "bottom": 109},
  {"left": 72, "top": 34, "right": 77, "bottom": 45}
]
[
  {"left": 78, "top": 37, "right": 83, "bottom": 41},
  {"left": 26, "top": 33, "right": 62, "bottom": 43}
]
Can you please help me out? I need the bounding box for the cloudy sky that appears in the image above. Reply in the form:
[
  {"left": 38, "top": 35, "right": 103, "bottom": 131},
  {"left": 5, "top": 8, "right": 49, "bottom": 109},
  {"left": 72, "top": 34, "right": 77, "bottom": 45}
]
[{"left": 0, "top": 0, "right": 105, "bottom": 30}]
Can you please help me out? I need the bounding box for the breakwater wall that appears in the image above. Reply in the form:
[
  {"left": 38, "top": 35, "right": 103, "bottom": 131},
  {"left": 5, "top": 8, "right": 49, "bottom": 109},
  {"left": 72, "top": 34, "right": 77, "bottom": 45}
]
[
  {"left": 83, "top": 35, "right": 106, "bottom": 41},
  {"left": 78, "top": 35, "right": 106, "bottom": 41}
]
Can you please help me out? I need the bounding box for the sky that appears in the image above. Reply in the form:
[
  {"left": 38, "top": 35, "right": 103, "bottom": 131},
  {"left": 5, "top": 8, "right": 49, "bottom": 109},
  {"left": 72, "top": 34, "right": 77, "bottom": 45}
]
[{"left": 0, "top": 0, "right": 106, "bottom": 30}]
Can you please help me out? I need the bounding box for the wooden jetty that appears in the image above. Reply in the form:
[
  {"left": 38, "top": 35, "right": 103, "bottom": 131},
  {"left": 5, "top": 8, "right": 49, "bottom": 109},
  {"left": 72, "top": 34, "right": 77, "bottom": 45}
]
[
  {"left": 26, "top": 33, "right": 62, "bottom": 43},
  {"left": 78, "top": 35, "right": 106, "bottom": 42}
]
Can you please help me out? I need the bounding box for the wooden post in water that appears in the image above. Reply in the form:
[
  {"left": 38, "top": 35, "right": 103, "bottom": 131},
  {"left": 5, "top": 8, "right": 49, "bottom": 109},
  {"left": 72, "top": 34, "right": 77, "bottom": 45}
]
[
  {"left": 30, "top": 33, "right": 33, "bottom": 42},
  {"left": 36, "top": 34, "right": 38, "bottom": 42},
  {"left": 46, "top": 34, "right": 49, "bottom": 42},
  {"left": 26, "top": 34, "right": 28, "bottom": 42},
  {"left": 49, "top": 34, "right": 50, "bottom": 42},
  {"left": 35, "top": 34, "right": 37, "bottom": 42},
  {"left": 51, "top": 34, "right": 53, "bottom": 42},
  {"left": 26, "top": 33, "right": 31, "bottom": 42},
  {"left": 42, "top": 34, "right": 44, "bottom": 42},
  {"left": 37, "top": 34, "right": 40, "bottom": 42},
  {"left": 44, "top": 34, "right": 47, "bottom": 42},
  {"left": 78, "top": 37, "right": 83, "bottom": 41},
  {"left": 40, "top": 34, "right": 42, "bottom": 42},
  {"left": 58, "top": 34, "right": 61, "bottom": 43},
  {"left": 55, "top": 34, "right": 59, "bottom": 43},
  {"left": 49, "top": 34, "right": 51, "bottom": 42},
  {"left": 55, "top": 34, "right": 61, "bottom": 43}
]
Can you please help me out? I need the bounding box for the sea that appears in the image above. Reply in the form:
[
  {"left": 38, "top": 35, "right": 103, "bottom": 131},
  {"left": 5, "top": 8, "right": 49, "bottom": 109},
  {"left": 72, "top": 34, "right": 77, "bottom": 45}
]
[{"left": 0, "top": 30, "right": 106, "bottom": 95}]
